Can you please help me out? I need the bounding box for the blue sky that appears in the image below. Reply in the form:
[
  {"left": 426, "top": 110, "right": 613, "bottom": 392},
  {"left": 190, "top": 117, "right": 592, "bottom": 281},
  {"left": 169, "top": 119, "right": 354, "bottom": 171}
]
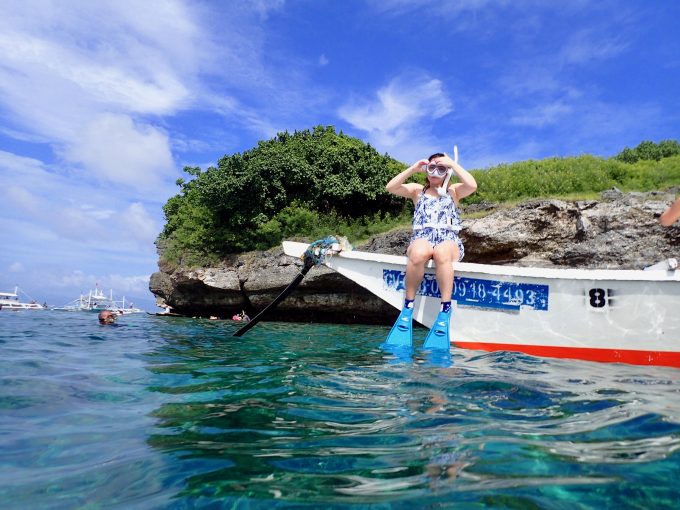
[{"left": 1, "top": 0, "right": 678, "bottom": 310}]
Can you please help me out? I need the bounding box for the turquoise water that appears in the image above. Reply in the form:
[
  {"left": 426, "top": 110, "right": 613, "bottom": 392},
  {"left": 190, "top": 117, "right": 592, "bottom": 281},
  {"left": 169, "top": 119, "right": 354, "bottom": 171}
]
[{"left": 1, "top": 311, "right": 680, "bottom": 509}]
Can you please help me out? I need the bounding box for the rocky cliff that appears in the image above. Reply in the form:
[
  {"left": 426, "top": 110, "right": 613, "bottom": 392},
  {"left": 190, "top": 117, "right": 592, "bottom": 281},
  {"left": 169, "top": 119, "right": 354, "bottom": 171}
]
[{"left": 149, "top": 189, "right": 679, "bottom": 323}]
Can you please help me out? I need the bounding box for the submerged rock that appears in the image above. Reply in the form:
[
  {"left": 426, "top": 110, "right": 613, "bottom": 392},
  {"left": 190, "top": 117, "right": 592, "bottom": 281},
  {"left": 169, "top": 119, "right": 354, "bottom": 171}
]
[{"left": 149, "top": 191, "right": 679, "bottom": 322}]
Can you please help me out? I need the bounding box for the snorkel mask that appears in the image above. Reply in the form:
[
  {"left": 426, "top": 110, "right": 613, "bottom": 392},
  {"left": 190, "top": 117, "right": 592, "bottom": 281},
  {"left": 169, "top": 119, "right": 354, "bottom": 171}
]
[
  {"left": 425, "top": 145, "right": 458, "bottom": 197},
  {"left": 425, "top": 164, "right": 450, "bottom": 177}
]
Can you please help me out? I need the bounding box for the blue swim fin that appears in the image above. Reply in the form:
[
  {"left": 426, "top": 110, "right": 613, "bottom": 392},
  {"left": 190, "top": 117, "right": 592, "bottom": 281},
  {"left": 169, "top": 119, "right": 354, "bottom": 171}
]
[
  {"left": 383, "top": 307, "right": 413, "bottom": 347},
  {"left": 423, "top": 310, "right": 451, "bottom": 350},
  {"left": 382, "top": 344, "right": 414, "bottom": 364}
]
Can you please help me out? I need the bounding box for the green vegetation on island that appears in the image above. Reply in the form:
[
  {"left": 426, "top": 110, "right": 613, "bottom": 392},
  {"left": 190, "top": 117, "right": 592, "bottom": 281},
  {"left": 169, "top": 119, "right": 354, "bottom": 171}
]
[
  {"left": 159, "top": 131, "right": 680, "bottom": 265},
  {"left": 161, "top": 126, "right": 408, "bottom": 263}
]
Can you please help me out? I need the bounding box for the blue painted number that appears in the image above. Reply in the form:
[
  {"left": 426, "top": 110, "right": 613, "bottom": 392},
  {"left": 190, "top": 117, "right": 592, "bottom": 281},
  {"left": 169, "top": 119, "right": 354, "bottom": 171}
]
[{"left": 383, "top": 270, "right": 549, "bottom": 311}]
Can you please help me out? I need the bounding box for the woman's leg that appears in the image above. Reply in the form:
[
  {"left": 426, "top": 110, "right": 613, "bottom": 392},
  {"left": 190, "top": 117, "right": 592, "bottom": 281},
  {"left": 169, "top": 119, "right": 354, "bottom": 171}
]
[
  {"left": 432, "top": 240, "right": 460, "bottom": 304},
  {"left": 405, "top": 239, "right": 434, "bottom": 300}
]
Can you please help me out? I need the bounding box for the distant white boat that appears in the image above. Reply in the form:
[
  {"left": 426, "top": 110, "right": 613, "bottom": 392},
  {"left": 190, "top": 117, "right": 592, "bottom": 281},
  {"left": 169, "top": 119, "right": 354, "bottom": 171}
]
[
  {"left": 0, "top": 286, "right": 46, "bottom": 311},
  {"left": 114, "top": 296, "right": 145, "bottom": 314},
  {"left": 53, "top": 286, "right": 144, "bottom": 314},
  {"left": 53, "top": 286, "right": 115, "bottom": 312},
  {"left": 283, "top": 241, "right": 680, "bottom": 368}
]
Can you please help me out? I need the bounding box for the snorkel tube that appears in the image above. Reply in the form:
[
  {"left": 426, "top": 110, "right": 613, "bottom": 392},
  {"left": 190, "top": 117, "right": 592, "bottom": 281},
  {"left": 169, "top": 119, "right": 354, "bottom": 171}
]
[{"left": 435, "top": 145, "right": 457, "bottom": 197}]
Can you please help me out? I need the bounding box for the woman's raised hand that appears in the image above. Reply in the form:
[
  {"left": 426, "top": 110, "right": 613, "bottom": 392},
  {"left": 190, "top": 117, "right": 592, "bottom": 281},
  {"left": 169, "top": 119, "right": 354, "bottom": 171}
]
[
  {"left": 437, "top": 146, "right": 460, "bottom": 168},
  {"left": 412, "top": 158, "right": 430, "bottom": 172},
  {"left": 436, "top": 154, "right": 456, "bottom": 168}
]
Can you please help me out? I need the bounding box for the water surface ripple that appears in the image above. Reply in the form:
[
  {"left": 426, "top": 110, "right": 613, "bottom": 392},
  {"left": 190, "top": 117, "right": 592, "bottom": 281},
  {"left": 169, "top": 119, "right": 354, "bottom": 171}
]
[{"left": 1, "top": 312, "right": 679, "bottom": 508}]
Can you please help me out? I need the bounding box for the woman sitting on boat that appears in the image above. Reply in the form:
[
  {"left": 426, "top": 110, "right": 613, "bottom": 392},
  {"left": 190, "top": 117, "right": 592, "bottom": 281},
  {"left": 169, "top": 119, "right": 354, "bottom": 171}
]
[{"left": 384, "top": 148, "right": 477, "bottom": 347}]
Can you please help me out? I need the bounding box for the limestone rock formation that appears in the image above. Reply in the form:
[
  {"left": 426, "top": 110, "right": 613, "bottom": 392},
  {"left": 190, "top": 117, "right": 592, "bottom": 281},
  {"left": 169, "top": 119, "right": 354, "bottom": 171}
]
[{"left": 149, "top": 190, "right": 679, "bottom": 322}]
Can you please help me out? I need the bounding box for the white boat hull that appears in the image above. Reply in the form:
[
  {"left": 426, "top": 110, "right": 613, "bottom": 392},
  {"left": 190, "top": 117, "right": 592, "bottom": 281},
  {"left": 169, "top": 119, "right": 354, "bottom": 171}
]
[
  {"left": 0, "top": 287, "right": 45, "bottom": 311},
  {"left": 283, "top": 241, "right": 680, "bottom": 367},
  {"left": 0, "top": 302, "right": 45, "bottom": 311}
]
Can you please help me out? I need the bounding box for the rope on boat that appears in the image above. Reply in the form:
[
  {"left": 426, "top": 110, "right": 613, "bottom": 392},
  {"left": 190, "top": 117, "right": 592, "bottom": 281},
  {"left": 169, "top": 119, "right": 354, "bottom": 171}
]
[{"left": 301, "top": 235, "right": 352, "bottom": 267}]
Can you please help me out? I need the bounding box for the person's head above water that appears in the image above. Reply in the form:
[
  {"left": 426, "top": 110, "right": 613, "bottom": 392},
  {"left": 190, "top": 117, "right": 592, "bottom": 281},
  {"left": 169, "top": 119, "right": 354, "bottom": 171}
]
[{"left": 98, "top": 310, "right": 117, "bottom": 324}]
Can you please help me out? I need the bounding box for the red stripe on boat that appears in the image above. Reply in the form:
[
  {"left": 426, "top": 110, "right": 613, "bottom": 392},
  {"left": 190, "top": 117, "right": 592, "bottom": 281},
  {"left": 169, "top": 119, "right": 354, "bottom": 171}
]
[{"left": 453, "top": 341, "right": 680, "bottom": 368}]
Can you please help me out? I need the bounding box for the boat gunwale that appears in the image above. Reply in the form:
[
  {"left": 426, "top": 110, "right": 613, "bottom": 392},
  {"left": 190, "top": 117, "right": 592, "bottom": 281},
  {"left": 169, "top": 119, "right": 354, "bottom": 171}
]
[{"left": 282, "top": 241, "right": 680, "bottom": 282}]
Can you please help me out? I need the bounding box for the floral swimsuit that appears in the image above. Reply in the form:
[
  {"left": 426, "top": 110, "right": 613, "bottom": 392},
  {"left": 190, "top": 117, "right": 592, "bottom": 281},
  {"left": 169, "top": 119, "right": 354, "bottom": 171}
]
[{"left": 410, "top": 190, "right": 465, "bottom": 261}]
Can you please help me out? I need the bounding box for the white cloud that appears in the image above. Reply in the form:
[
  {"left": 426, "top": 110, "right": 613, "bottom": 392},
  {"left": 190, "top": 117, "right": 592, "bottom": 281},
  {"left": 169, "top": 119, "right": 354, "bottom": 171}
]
[
  {"left": 106, "top": 274, "right": 153, "bottom": 295},
  {"left": 5, "top": 185, "right": 43, "bottom": 217},
  {"left": 119, "top": 203, "right": 161, "bottom": 245},
  {"left": 565, "top": 101, "right": 663, "bottom": 153},
  {"left": 0, "top": 1, "right": 241, "bottom": 194},
  {"left": 0, "top": 149, "right": 161, "bottom": 248},
  {"left": 61, "top": 113, "right": 175, "bottom": 190},
  {"left": 0, "top": 4, "right": 200, "bottom": 122},
  {"left": 47, "top": 199, "right": 160, "bottom": 248},
  {"left": 510, "top": 101, "right": 573, "bottom": 128},
  {"left": 209, "top": 95, "right": 281, "bottom": 140},
  {"left": 369, "top": 0, "right": 503, "bottom": 20},
  {"left": 249, "top": 0, "right": 286, "bottom": 19},
  {"left": 0, "top": 1, "right": 298, "bottom": 309},
  {"left": 48, "top": 270, "right": 89, "bottom": 289},
  {"left": 319, "top": 54, "right": 329, "bottom": 66},
  {"left": 57, "top": 206, "right": 115, "bottom": 242},
  {"left": 8, "top": 262, "right": 24, "bottom": 273},
  {"left": 499, "top": 64, "right": 565, "bottom": 97},
  {"left": 338, "top": 74, "right": 452, "bottom": 152},
  {"left": 0, "top": 31, "right": 189, "bottom": 117},
  {"left": 560, "top": 29, "right": 629, "bottom": 66},
  {"left": 45, "top": 270, "right": 151, "bottom": 296},
  {"left": 0, "top": 1, "right": 333, "bottom": 170},
  {"left": 463, "top": 139, "right": 546, "bottom": 169}
]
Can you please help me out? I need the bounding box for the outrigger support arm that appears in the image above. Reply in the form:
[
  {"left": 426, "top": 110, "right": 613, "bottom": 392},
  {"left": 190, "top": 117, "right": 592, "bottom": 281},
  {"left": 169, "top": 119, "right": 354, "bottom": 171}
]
[
  {"left": 233, "top": 236, "right": 344, "bottom": 337},
  {"left": 233, "top": 257, "right": 315, "bottom": 337}
]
